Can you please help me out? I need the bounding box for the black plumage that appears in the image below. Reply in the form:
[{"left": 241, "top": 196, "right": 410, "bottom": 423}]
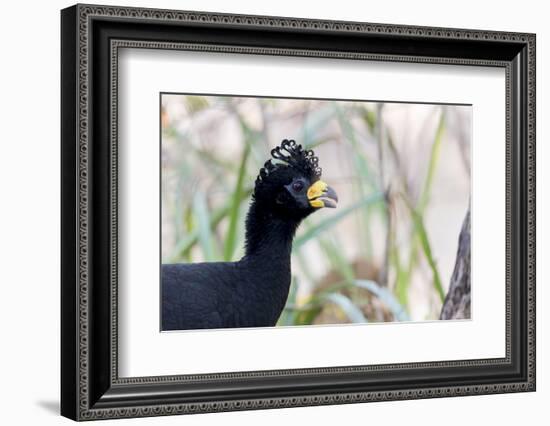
[{"left": 162, "top": 139, "right": 338, "bottom": 331}]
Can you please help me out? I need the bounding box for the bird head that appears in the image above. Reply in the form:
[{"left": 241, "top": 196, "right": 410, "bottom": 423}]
[{"left": 253, "top": 139, "right": 338, "bottom": 221}]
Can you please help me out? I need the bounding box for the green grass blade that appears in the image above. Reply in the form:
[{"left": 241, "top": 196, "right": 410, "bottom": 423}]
[
  {"left": 333, "top": 103, "right": 376, "bottom": 188},
  {"left": 415, "top": 218, "right": 445, "bottom": 302},
  {"left": 223, "top": 144, "right": 250, "bottom": 261},
  {"left": 419, "top": 110, "right": 446, "bottom": 211},
  {"left": 332, "top": 102, "right": 378, "bottom": 260},
  {"left": 293, "top": 192, "right": 384, "bottom": 249},
  {"left": 292, "top": 305, "right": 323, "bottom": 326},
  {"left": 361, "top": 106, "right": 377, "bottom": 134},
  {"left": 318, "top": 233, "right": 355, "bottom": 284},
  {"left": 167, "top": 187, "right": 253, "bottom": 262},
  {"left": 277, "top": 277, "right": 299, "bottom": 326},
  {"left": 192, "top": 190, "right": 217, "bottom": 261},
  {"left": 391, "top": 244, "right": 410, "bottom": 308},
  {"left": 294, "top": 248, "right": 316, "bottom": 284},
  {"left": 322, "top": 293, "right": 367, "bottom": 323},
  {"left": 402, "top": 196, "right": 445, "bottom": 302},
  {"left": 312, "top": 278, "right": 410, "bottom": 322},
  {"left": 402, "top": 109, "right": 446, "bottom": 306},
  {"left": 353, "top": 280, "right": 410, "bottom": 321}
]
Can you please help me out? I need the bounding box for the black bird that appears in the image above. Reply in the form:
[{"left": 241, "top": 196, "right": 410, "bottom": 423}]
[{"left": 162, "top": 139, "right": 338, "bottom": 331}]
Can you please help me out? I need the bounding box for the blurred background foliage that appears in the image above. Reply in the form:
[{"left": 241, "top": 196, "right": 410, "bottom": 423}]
[{"left": 161, "top": 95, "right": 471, "bottom": 325}]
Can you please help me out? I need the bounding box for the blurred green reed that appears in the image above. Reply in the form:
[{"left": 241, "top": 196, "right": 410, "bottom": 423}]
[{"left": 162, "top": 96, "right": 454, "bottom": 325}]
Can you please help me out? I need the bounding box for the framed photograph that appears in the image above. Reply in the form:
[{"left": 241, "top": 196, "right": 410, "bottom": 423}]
[{"left": 61, "top": 4, "right": 536, "bottom": 421}]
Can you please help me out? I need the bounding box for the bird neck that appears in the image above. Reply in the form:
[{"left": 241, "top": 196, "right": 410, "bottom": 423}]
[{"left": 242, "top": 200, "right": 300, "bottom": 262}]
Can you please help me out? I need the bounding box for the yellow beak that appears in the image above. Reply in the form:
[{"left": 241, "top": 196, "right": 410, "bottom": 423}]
[{"left": 307, "top": 180, "right": 338, "bottom": 208}]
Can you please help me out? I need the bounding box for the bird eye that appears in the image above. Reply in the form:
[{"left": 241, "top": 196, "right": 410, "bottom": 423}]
[{"left": 292, "top": 181, "right": 304, "bottom": 192}]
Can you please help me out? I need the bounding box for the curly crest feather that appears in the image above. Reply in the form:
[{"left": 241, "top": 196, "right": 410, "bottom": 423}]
[{"left": 255, "top": 139, "right": 321, "bottom": 186}]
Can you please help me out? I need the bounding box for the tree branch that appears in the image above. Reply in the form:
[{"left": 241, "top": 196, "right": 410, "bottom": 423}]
[{"left": 440, "top": 207, "right": 471, "bottom": 320}]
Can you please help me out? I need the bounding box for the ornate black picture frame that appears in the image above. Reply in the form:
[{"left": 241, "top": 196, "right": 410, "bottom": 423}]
[{"left": 61, "top": 3, "right": 536, "bottom": 421}]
